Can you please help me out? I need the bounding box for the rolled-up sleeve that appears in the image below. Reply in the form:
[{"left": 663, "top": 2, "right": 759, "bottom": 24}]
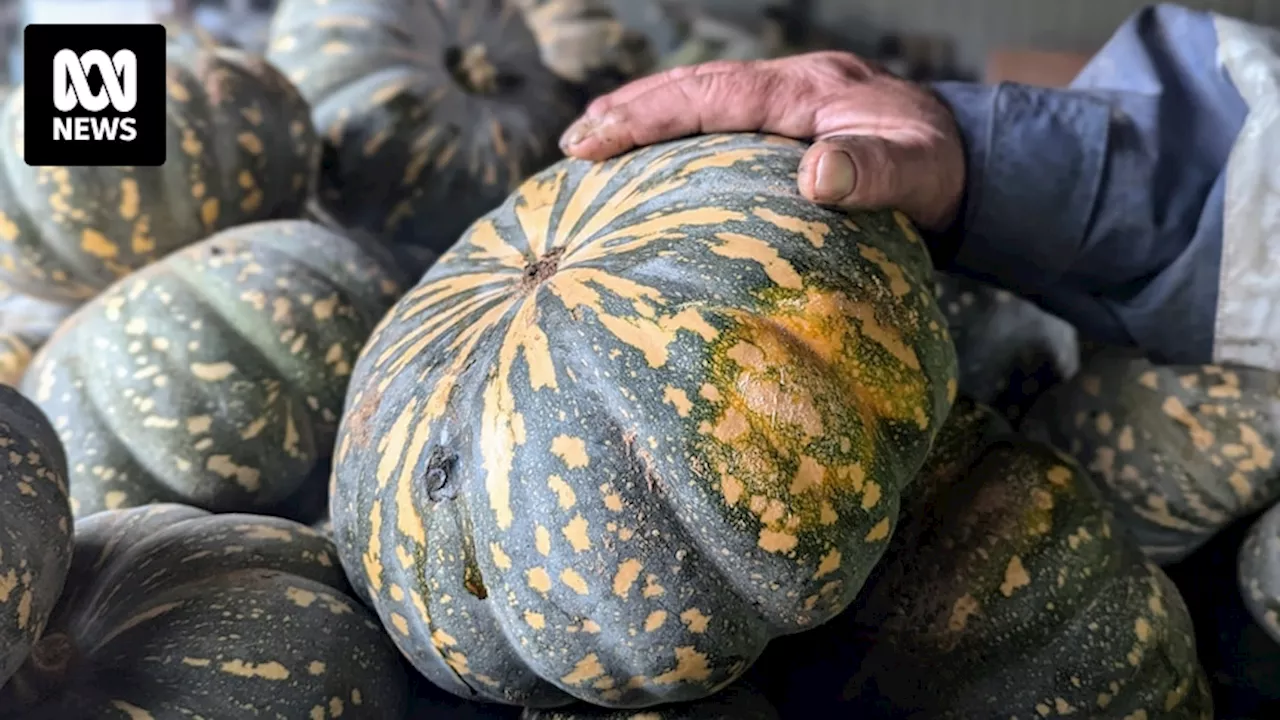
[{"left": 928, "top": 3, "right": 1280, "bottom": 371}]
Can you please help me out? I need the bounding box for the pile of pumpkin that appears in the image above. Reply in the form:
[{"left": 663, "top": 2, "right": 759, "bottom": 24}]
[{"left": 0, "top": 2, "right": 1276, "bottom": 718}]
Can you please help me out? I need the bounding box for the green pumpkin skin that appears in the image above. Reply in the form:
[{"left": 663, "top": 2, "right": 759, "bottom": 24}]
[
  {"left": 0, "top": 504, "right": 408, "bottom": 719},
  {"left": 0, "top": 282, "right": 76, "bottom": 386},
  {"left": 774, "top": 398, "right": 1213, "bottom": 719},
  {"left": 520, "top": 682, "right": 778, "bottom": 720},
  {"left": 332, "top": 133, "right": 958, "bottom": 709},
  {"left": 0, "top": 43, "right": 317, "bottom": 304},
  {"left": 933, "top": 272, "right": 1078, "bottom": 423},
  {"left": 512, "top": 0, "right": 654, "bottom": 98},
  {"left": 0, "top": 384, "right": 72, "bottom": 690},
  {"left": 1023, "top": 349, "right": 1280, "bottom": 564},
  {"left": 1239, "top": 501, "right": 1280, "bottom": 645},
  {"left": 20, "top": 220, "right": 402, "bottom": 517},
  {"left": 266, "top": 0, "right": 586, "bottom": 253}
]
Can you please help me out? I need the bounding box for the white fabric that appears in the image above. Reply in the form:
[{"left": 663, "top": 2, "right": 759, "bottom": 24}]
[{"left": 1214, "top": 14, "right": 1280, "bottom": 371}]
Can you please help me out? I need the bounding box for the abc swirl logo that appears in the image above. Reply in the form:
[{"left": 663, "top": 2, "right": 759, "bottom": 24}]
[{"left": 52, "top": 49, "right": 140, "bottom": 141}]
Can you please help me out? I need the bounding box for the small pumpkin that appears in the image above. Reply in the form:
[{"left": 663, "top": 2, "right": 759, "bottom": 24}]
[
  {"left": 0, "top": 40, "right": 317, "bottom": 304},
  {"left": 21, "top": 220, "right": 402, "bottom": 517},
  {"left": 0, "top": 384, "right": 72, "bottom": 691},
  {"left": 265, "top": 0, "right": 607, "bottom": 253},
  {"left": 1022, "top": 349, "right": 1280, "bottom": 564},
  {"left": 332, "top": 133, "right": 957, "bottom": 709},
  {"left": 1240, "top": 502, "right": 1280, "bottom": 646},
  {"left": 0, "top": 503, "right": 409, "bottom": 718},
  {"left": 0, "top": 282, "right": 75, "bottom": 386},
  {"left": 934, "top": 272, "right": 1078, "bottom": 423},
  {"left": 773, "top": 397, "right": 1213, "bottom": 718}
]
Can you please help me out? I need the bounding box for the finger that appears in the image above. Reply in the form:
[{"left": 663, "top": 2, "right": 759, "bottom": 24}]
[
  {"left": 559, "top": 66, "right": 783, "bottom": 161},
  {"left": 581, "top": 60, "right": 751, "bottom": 118},
  {"left": 798, "top": 135, "right": 951, "bottom": 230}
]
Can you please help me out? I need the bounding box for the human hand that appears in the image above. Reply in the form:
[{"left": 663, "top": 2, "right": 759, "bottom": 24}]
[{"left": 558, "top": 51, "right": 965, "bottom": 231}]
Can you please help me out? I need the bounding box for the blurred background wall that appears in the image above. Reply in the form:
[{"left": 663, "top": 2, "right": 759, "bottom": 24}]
[{"left": 2, "top": 0, "right": 1279, "bottom": 86}]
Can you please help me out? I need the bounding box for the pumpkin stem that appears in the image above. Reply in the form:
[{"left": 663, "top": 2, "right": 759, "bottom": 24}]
[
  {"left": 1, "top": 632, "right": 77, "bottom": 707},
  {"left": 520, "top": 246, "right": 565, "bottom": 293},
  {"left": 450, "top": 44, "right": 500, "bottom": 94}
]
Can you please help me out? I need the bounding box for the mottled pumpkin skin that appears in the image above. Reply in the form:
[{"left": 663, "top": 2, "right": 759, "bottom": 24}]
[
  {"left": 0, "top": 282, "right": 75, "bottom": 386},
  {"left": 1023, "top": 349, "right": 1280, "bottom": 564},
  {"left": 332, "top": 133, "right": 957, "bottom": 708},
  {"left": 0, "top": 504, "right": 408, "bottom": 718},
  {"left": 20, "top": 220, "right": 402, "bottom": 517},
  {"left": 934, "top": 272, "right": 1078, "bottom": 423},
  {"left": 774, "top": 398, "right": 1212, "bottom": 719},
  {"left": 521, "top": 682, "right": 778, "bottom": 720},
  {"left": 0, "top": 42, "right": 317, "bottom": 304},
  {"left": 0, "top": 385, "right": 72, "bottom": 690},
  {"left": 1239, "top": 502, "right": 1280, "bottom": 646},
  {"left": 267, "top": 0, "right": 585, "bottom": 253}
]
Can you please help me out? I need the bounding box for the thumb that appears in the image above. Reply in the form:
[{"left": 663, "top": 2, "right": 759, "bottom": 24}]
[{"left": 798, "top": 135, "right": 948, "bottom": 230}]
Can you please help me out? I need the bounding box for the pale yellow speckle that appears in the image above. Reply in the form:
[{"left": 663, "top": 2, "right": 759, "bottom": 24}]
[
  {"left": 563, "top": 514, "right": 591, "bottom": 552},
  {"left": 551, "top": 435, "right": 589, "bottom": 468},
  {"left": 864, "top": 517, "right": 891, "bottom": 542},
  {"left": 1000, "top": 556, "right": 1031, "bottom": 597},
  {"left": 527, "top": 567, "right": 552, "bottom": 593},
  {"left": 220, "top": 659, "right": 290, "bottom": 680},
  {"left": 308, "top": 661, "right": 326, "bottom": 675},
  {"left": 613, "top": 559, "right": 642, "bottom": 598},
  {"left": 524, "top": 610, "right": 546, "bottom": 629},
  {"left": 561, "top": 569, "right": 589, "bottom": 595},
  {"left": 680, "top": 608, "right": 710, "bottom": 633},
  {"left": 644, "top": 610, "right": 668, "bottom": 632},
  {"left": 190, "top": 362, "right": 236, "bottom": 381},
  {"left": 813, "top": 548, "right": 841, "bottom": 579}
]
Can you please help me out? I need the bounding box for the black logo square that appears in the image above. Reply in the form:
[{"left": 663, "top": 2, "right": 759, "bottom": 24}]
[{"left": 22, "top": 24, "right": 166, "bottom": 167}]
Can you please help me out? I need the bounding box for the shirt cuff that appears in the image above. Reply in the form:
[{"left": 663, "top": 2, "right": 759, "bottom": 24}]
[{"left": 929, "top": 81, "right": 1113, "bottom": 295}]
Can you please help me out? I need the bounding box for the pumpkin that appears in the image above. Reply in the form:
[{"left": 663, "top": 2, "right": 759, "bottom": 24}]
[
  {"left": 934, "top": 272, "right": 1078, "bottom": 423},
  {"left": 1240, "top": 502, "right": 1280, "bottom": 647},
  {"left": 20, "top": 220, "right": 403, "bottom": 518},
  {"left": 520, "top": 682, "right": 778, "bottom": 720},
  {"left": 0, "top": 503, "right": 409, "bottom": 718},
  {"left": 0, "top": 283, "right": 75, "bottom": 386},
  {"left": 265, "top": 0, "right": 610, "bottom": 253},
  {"left": 331, "top": 132, "right": 957, "bottom": 709},
  {"left": 772, "top": 397, "right": 1213, "bottom": 718},
  {"left": 512, "top": 0, "right": 653, "bottom": 98},
  {"left": 1022, "top": 348, "right": 1280, "bottom": 564},
  {"left": 0, "top": 40, "right": 317, "bottom": 305},
  {"left": 0, "top": 384, "right": 72, "bottom": 691}
]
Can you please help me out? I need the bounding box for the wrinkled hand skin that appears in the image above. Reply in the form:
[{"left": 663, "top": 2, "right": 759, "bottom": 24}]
[{"left": 558, "top": 52, "right": 965, "bottom": 232}]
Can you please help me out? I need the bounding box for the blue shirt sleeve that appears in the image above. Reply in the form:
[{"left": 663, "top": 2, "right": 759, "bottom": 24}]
[{"left": 928, "top": 3, "right": 1249, "bottom": 366}]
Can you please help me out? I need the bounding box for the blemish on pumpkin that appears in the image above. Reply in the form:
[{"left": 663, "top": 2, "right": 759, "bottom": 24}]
[
  {"left": 220, "top": 659, "right": 290, "bottom": 680},
  {"left": 662, "top": 386, "right": 694, "bottom": 417},
  {"left": 80, "top": 229, "right": 119, "bottom": 259},
  {"left": 864, "top": 517, "right": 891, "bottom": 542},
  {"left": 563, "top": 514, "right": 591, "bottom": 552},
  {"left": 551, "top": 435, "right": 589, "bottom": 468},
  {"left": 547, "top": 474, "right": 576, "bottom": 508},
  {"left": 758, "top": 528, "right": 798, "bottom": 553},
  {"left": 561, "top": 568, "right": 589, "bottom": 595},
  {"left": 1000, "top": 556, "right": 1031, "bottom": 597},
  {"left": 613, "top": 559, "right": 643, "bottom": 598},
  {"left": 527, "top": 567, "right": 552, "bottom": 593},
  {"left": 562, "top": 654, "right": 605, "bottom": 685},
  {"left": 653, "top": 646, "right": 712, "bottom": 685}
]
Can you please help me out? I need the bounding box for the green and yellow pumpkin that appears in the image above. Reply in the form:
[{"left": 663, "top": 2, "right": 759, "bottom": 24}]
[
  {"left": 0, "top": 40, "right": 317, "bottom": 304},
  {"left": 1240, "top": 501, "right": 1280, "bottom": 646},
  {"left": 1023, "top": 349, "right": 1280, "bottom": 564},
  {"left": 265, "top": 0, "right": 626, "bottom": 253},
  {"left": 512, "top": 0, "right": 653, "bottom": 97},
  {"left": 0, "top": 504, "right": 408, "bottom": 718},
  {"left": 934, "top": 272, "right": 1078, "bottom": 423},
  {"left": 772, "top": 397, "right": 1213, "bottom": 718},
  {"left": 20, "top": 220, "right": 402, "bottom": 517},
  {"left": 521, "top": 682, "right": 778, "bottom": 720},
  {"left": 0, "top": 385, "right": 72, "bottom": 691},
  {"left": 0, "top": 283, "right": 75, "bottom": 386},
  {"left": 331, "top": 133, "right": 957, "bottom": 708}
]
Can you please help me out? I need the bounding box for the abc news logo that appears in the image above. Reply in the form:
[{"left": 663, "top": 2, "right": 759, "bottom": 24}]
[{"left": 23, "top": 24, "right": 165, "bottom": 166}]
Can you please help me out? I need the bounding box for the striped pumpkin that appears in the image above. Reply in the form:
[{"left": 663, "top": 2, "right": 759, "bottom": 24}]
[
  {"left": 265, "top": 0, "right": 602, "bottom": 253},
  {"left": 331, "top": 133, "right": 957, "bottom": 708},
  {"left": 1023, "top": 349, "right": 1280, "bottom": 564},
  {"left": 0, "top": 385, "right": 72, "bottom": 692},
  {"left": 512, "top": 0, "right": 653, "bottom": 97},
  {"left": 0, "top": 504, "right": 408, "bottom": 717},
  {"left": 0, "top": 39, "right": 316, "bottom": 304},
  {"left": 21, "top": 220, "right": 402, "bottom": 518}
]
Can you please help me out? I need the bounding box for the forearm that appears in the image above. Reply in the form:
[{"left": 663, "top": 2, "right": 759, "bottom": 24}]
[{"left": 927, "top": 4, "right": 1280, "bottom": 371}]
